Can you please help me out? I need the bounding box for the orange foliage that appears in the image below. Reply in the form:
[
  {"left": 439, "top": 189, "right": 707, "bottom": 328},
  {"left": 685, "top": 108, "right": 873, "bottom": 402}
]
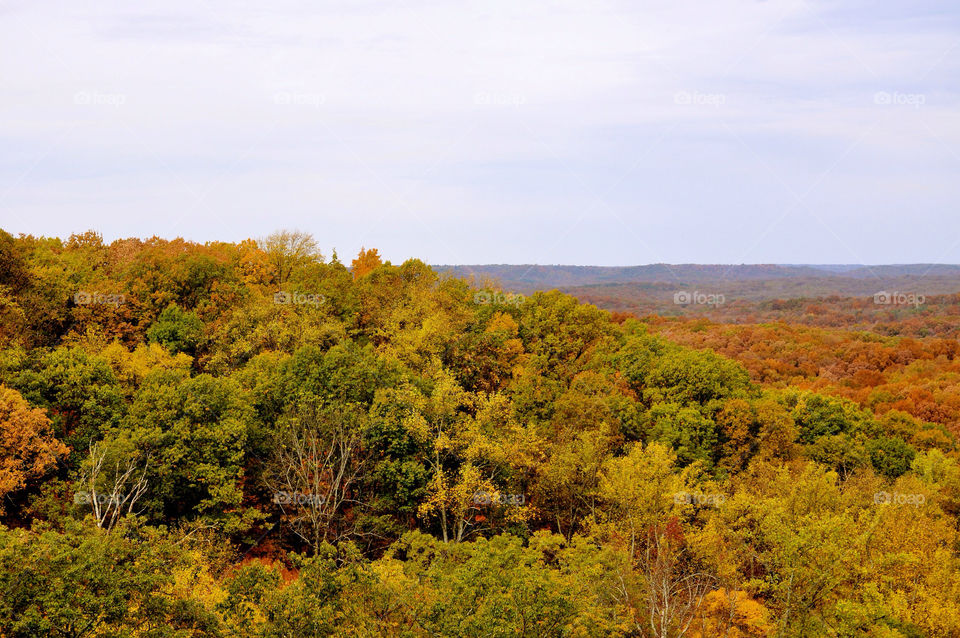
[
  {"left": 690, "top": 589, "right": 774, "bottom": 637},
  {"left": 351, "top": 247, "right": 382, "bottom": 280},
  {"left": 646, "top": 317, "right": 960, "bottom": 435},
  {"left": 0, "top": 386, "right": 69, "bottom": 512}
]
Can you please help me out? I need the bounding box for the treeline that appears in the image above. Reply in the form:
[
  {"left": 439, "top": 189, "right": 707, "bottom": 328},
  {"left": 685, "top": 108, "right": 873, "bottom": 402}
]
[{"left": 0, "top": 230, "right": 958, "bottom": 636}]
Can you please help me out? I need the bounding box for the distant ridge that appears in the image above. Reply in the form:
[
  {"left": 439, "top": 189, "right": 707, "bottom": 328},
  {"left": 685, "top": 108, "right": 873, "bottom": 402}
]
[{"left": 433, "top": 264, "right": 960, "bottom": 292}]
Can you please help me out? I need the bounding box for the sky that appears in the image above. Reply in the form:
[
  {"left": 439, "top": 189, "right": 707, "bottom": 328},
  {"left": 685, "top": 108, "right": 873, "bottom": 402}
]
[{"left": 1, "top": 0, "right": 958, "bottom": 266}]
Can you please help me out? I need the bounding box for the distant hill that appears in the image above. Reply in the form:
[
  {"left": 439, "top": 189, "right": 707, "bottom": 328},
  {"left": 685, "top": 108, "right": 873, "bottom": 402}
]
[{"left": 433, "top": 263, "right": 960, "bottom": 292}]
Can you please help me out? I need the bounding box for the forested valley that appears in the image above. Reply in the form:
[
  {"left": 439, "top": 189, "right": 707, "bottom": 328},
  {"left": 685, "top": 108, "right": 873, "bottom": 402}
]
[{"left": 1, "top": 230, "right": 958, "bottom": 637}]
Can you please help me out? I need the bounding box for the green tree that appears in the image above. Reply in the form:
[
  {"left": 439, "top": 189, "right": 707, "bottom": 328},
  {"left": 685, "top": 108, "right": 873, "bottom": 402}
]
[
  {"left": 6, "top": 346, "right": 124, "bottom": 452},
  {"left": 866, "top": 436, "right": 916, "bottom": 479},
  {"left": 121, "top": 371, "right": 253, "bottom": 530},
  {"left": 147, "top": 303, "right": 204, "bottom": 355}
]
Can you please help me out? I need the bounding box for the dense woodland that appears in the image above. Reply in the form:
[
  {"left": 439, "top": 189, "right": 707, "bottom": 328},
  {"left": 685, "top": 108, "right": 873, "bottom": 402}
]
[{"left": 1, "top": 229, "right": 959, "bottom": 637}]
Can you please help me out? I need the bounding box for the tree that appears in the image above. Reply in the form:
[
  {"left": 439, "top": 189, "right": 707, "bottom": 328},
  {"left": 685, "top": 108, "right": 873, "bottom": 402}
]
[
  {"left": 397, "top": 370, "right": 481, "bottom": 543},
  {"left": 351, "top": 247, "right": 382, "bottom": 280},
  {"left": 122, "top": 372, "right": 253, "bottom": 529},
  {"left": 714, "top": 462, "right": 872, "bottom": 635},
  {"left": 518, "top": 290, "right": 617, "bottom": 384},
  {"left": 642, "top": 403, "right": 719, "bottom": 468},
  {"left": 866, "top": 436, "right": 916, "bottom": 479},
  {"left": 0, "top": 521, "right": 220, "bottom": 637},
  {"left": 146, "top": 303, "right": 204, "bottom": 355},
  {"left": 75, "top": 441, "right": 149, "bottom": 532},
  {"left": 253, "top": 542, "right": 386, "bottom": 637},
  {"left": 593, "top": 442, "right": 691, "bottom": 556},
  {"left": 388, "top": 532, "right": 578, "bottom": 637},
  {"left": 642, "top": 519, "right": 716, "bottom": 638},
  {"left": 534, "top": 428, "right": 609, "bottom": 540},
  {"left": 267, "top": 403, "right": 367, "bottom": 552},
  {"left": 643, "top": 348, "right": 750, "bottom": 406},
  {"left": 593, "top": 442, "right": 718, "bottom": 637},
  {"left": 8, "top": 346, "right": 125, "bottom": 451},
  {"left": 0, "top": 230, "right": 29, "bottom": 293},
  {"left": 258, "top": 230, "right": 322, "bottom": 285},
  {"left": 689, "top": 589, "right": 774, "bottom": 637},
  {"left": 0, "top": 386, "right": 68, "bottom": 514}
]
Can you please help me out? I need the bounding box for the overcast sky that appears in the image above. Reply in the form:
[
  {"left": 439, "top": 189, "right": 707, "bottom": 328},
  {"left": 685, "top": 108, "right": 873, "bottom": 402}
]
[{"left": 1, "top": 0, "right": 958, "bottom": 265}]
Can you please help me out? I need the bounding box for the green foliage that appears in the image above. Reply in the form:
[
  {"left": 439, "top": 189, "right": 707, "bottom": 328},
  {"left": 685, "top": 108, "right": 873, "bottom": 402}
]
[
  {"left": 147, "top": 303, "right": 205, "bottom": 355},
  {"left": 642, "top": 347, "right": 751, "bottom": 405},
  {"left": 867, "top": 436, "right": 916, "bottom": 479},
  {"left": 783, "top": 391, "right": 876, "bottom": 443},
  {"left": 641, "top": 402, "right": 718, "bottom": 467},
  {"left": 417, "top": 533, "right": 576, "bottom": 637},
  {"left": 0, "top": 520, "right": 219, "bottom": 637},
  {"left": 121, "top": 371, "right": 252, "bottom": 527},
  {"left": 3, "top": 346, "right": 125, "bottom": 451}
]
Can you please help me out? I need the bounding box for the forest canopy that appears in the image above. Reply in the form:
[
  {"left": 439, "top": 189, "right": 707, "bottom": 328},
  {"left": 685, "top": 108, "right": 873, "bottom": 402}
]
[{"left": 0, "top": 229, "right": 957, "bottom": 637}]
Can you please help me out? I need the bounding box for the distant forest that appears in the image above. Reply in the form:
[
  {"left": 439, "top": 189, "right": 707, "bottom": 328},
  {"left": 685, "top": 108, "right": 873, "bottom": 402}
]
[{"left": 437, "top": 263, "right": 960, "bottom": 339}]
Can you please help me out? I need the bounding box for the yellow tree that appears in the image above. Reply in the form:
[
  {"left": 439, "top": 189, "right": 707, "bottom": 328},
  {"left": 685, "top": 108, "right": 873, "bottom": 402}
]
[
  {"left": 689, "top": 589, "right": 774, "bottom": 637},
  {"left": 592, "top": 441, "right": 692, "bottom": 556},
  {"left": 404, "top": 368, "right": 474, "bottom": 542},
  {"left": 398, "top": 367, "right": 522, "bottom": 543},
  {"left": 592, "top": 442, "right": 716, "bottom": 637},
  {"left": 257, "top": 230, "right": 321, "bottom": 285}
]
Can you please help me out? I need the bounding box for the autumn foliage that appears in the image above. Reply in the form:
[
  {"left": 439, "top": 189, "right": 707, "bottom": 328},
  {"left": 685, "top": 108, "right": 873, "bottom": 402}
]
[{"left": 0, "top": 228, "right": 957, "bottom": 636}]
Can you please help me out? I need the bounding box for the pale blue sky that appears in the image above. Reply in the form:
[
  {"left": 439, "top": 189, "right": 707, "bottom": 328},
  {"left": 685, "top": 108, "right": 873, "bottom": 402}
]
[{"left": 1, "top": 0, "right": 958, "bottom": 265}]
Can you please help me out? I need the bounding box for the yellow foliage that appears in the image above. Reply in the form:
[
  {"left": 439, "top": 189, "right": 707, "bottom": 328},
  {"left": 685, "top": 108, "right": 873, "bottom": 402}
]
[
  {"left": 100, "top": 341, "right": 192, "bottom": 388},
  {"left": 690, "top": 589, "right": 774, "bottom": 637},
  {"left": 164, "top": 549, "right": 228, "bottom": 608}
]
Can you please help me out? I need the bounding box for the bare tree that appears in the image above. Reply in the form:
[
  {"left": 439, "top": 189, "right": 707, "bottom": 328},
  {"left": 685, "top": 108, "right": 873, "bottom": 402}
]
[
  {"left": 78, "top": 443, "right": 149, "bottom": 532},
  {"left": 267, "top": 403, "right": 365, "bottom": 553},
  {"left": 642, "top": 524, "right": 716, "bottom": 638}
]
